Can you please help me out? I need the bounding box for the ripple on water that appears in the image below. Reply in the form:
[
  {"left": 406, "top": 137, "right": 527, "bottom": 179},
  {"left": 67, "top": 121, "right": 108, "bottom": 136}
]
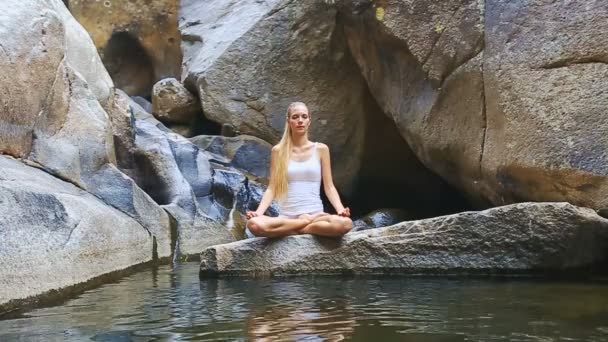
[{"left": 1, "top": 263, "right": 608, "bottom": 341}]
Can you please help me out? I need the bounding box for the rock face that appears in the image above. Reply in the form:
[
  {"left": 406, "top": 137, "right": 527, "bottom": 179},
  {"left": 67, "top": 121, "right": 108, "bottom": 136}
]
[
  {"left": 0, "top": 156, "right": 152, "bottom": 313},
  {"left": 200, "top": 203, "right": 608, "bottom": 276},
  {"left": 180, "top": 0, "right": 367, "bottom": 196},
  {"left": 129, "top": 103, "right": 236, "bottom": 256},
  {"left": 0, "top": 0, "right": 172, "bottom": 258},
  {"left": 482, "top": 1, "right": 608, "bottom": 208},
  {"left": 152, "top": 78, "right": 199, "bottom": 125},
  {"left": 338, "top": 0, "right": 486, "bottom": 205},
  {"left": 190, "top": 135, "right": 273, "bottom": 182},
  {"left": 179, "top": 0, "right": 468, "bottom": 211},
  {"left": 337, "top": 0, "right": 608, "bottom": 209},
  {"left": 67, "top": 0, "right": 182, "bottom": 96}
]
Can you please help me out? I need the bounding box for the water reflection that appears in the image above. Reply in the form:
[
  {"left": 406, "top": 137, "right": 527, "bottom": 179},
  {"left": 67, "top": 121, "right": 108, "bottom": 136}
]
[{"left": 0, "top": 263, "right": 607, "bottom": 341}]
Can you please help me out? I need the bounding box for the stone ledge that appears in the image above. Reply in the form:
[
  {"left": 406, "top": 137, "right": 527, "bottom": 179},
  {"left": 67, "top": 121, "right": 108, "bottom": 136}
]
[{"left": 200, "top": 202, "right": 608, "bottom": 277}]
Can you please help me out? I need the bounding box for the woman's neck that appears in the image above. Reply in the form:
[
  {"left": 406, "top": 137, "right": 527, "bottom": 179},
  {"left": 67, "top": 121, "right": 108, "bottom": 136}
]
[{"left": 290, "top": 134, "right": 310, "bottom": 148}]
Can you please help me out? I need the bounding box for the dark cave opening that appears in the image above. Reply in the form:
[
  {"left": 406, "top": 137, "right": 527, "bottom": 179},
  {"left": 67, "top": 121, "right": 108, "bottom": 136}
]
[
  {"left": 103, "top": 31, "right": 155, "bottom": 97},
  {"left": 331, "top": 91, "right": 477, "bottom": 225}
]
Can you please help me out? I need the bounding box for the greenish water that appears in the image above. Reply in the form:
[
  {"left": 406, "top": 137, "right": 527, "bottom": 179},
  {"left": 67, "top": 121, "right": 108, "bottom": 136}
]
[{"left": 1, "top": 263, "right": 608, "bottom": 341}]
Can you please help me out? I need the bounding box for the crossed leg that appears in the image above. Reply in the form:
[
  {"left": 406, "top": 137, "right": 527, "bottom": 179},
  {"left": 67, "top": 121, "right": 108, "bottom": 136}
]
[
  {"left": 298, "top": 214, "right": 352, "bottom": 237},
  {"left": 246, "top": 215, "right": 311, "bottom": 238}
]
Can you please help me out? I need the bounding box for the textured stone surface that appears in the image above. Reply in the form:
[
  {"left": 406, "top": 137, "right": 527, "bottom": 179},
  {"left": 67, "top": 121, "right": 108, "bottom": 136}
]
[
  {"left": 152, "top": 78, "right": 199, "bottom": 125},
  {"left": 180, "top": 0, "right": 367, "bottom": 196},
  {"left": 0, "top": 0, "right": 172, "bottom": 258},
  {"left": 190, "top": 135, "right": 273, "bottom": 182},
  {"left": 0, "top": 156, "right": 152, "bottom": 312},
  {"left": 481, "top": 0, "right": 608, "bottom": 208},
  {"left": 131, "top": 108, "right": 235, "bottom": 256},
  {"left": 339, "top": 0, "right": 486, "bottom": 205},
  {"left": 352, "top": 208, "right": 414, "bottom": 232},
  {"left": 67, "top": 0, "right": 181, "bottom": 96},
  {"left": 338, "top": 0, "right": 608, "bottom": 209},
  {"left": 201, "top": 203, "right": 608, "bottom": 276}
]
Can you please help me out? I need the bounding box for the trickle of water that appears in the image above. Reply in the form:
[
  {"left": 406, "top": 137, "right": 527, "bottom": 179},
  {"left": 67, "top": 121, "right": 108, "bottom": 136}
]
[{"left": 225, "top": 205, "right": 236, "bottom": 229}]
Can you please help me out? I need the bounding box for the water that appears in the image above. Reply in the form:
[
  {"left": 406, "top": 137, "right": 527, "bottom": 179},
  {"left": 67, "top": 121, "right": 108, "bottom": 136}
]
[{"left": 2, "top": 262, "right": 608, "bottom": 341}]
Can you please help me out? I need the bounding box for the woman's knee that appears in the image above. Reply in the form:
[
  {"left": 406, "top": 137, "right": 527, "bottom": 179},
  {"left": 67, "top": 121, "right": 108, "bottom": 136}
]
[
  {"left": 330, "top": 216, "right": 352, "bottom": 234},
  {"left": 340, "top": 217, "right": 353, "bottom": 234},
  {"left": 247, "top": 218, "right": 267, "bottom": 236}
]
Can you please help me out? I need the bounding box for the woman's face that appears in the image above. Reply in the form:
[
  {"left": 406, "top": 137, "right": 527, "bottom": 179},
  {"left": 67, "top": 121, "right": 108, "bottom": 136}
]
[{"left": 288, "top": 105, "right": 310, "bottom": 135}]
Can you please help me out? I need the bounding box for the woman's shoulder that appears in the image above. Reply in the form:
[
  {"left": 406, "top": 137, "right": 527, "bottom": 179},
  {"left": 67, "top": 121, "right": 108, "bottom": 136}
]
[{"left": 315, "top": 142, "right": 329, "bottom": 151}]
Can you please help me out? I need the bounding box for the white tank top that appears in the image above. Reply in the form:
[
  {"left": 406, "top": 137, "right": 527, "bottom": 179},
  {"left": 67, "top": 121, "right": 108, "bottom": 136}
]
[{"left": 278, "top": 142, "right": 323, "bottom": 216}]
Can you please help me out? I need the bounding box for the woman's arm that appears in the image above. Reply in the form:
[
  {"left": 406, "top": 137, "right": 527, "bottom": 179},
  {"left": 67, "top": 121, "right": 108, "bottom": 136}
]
[
  {"left": 248, "top": 146, "right": 279, "bottom": 218},
  {"left": 319, "top": 143, "right": 349, "bottom": 216}
]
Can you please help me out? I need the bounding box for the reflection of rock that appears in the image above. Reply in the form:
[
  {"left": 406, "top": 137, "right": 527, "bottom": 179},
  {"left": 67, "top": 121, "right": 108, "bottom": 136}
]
[
  {"left": 0, "top": 156, "right": 152, "bottom": 313},
  {"left": 352, "top": 208, "right": 414, "bottom": 232},
  {"left": 201, "top": 203, "right": 608, "bottom": 276},
  {"left": 67, "top": 0, "right": 182, "bottom": 96},
  {"left": 152, "top": 78, "right": 199, "bottom": 125}
]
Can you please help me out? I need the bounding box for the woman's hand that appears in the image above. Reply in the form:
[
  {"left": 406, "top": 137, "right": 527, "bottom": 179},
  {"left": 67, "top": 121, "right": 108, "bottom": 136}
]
[
  {"left": 338, "top": 207, "right": 351, "bottom": 218},
  {"left": 246, "top": 211, "right": 260, "bottom": 220}
]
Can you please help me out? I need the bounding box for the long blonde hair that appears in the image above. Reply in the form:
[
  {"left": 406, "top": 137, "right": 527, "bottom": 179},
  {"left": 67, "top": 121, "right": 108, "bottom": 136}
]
[{"left": 272, "top": 102, "right": 308, "bottom": 200}]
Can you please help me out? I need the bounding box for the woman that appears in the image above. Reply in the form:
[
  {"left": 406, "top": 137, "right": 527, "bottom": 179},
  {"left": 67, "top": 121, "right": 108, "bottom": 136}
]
[{"left": 246, "top": 102, "right": 353, "bottom": 238}]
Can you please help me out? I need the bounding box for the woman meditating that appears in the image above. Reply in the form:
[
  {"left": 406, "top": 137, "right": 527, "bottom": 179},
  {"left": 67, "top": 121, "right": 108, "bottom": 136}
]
[{"left": 246, "top": 102, "right": 353, "bottom": 238}]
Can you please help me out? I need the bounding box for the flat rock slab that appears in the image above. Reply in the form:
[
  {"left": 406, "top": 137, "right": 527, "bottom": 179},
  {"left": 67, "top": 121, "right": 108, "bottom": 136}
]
[{"left": 200, "top": 203, "right": 608, "bottom": 277}]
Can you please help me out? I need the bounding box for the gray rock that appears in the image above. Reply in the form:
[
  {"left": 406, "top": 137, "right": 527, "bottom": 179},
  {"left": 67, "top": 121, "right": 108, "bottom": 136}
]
[
  {"left": 132, "top": 96, "right": 153, "bottom": 114},
  {"left": 152, "top": 78, "right": 199, "bottom": 125},
  {"left": 339, "top": 0, "right": 486, "bottom": 205},
  {"left": 200, "top": 203, "right": 608, "bottom": 276},
  {"left": 482, "top": 0, "right": 608, "bottom": 208},
  {"left": 352, "top": 208, "right": 414, "bottom": 232},
  {"left": 0, "top": 156, "right": 152, "bottom": 313},
  {"left": 132, "top": 109, "right": 235, "bottom": 256},
  {"left": 338, "top": 0, "right": 608, "bottom": 210},
  {"left": 190, "top": 135, "right": 272, "bottom": 181},
  {"left": 0, "top": 0, "right": 173, "bottom": 258},
  {"left": 180, "top": 0, "right": 367, "bottom": 196}
]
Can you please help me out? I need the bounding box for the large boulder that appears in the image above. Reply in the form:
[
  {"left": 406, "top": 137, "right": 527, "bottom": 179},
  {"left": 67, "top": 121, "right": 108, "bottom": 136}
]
[
  {"left": 482, "top": 1, "right": 608, "bottom": 208},
  {"left": 190, "top": 134, "right": 273, "bottom": 182},
  {"left": 66, "top": 0, "right": 182, "bottom": 96},
  {"left": 152, "top": 78, "right": 199, "bottom": 125},
  {"left": 338, "top": 0, "right": 486, "bottom": 205},
  {"left": 130, "top": 105, "right": 236, "bottom": 256},
  {"left": 338, "top": 0, "right": 608, "bottom": 209},
  {"left": 180, "top": 0, "right": 367, "bottom": 196},
  {"left": 200, "top": 202, "right": 608, "bottom": 276},
  {"left": 0, "top": 156, "right": 153, "bottom": 313},
  {"left": 0, "top": 0, "right": 172, "bottom": 258}
]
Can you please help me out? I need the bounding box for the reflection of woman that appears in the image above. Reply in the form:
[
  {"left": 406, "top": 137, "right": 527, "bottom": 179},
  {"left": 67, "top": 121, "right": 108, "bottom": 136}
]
[
  {"left": 246, "top": 102, "right": 353, "bottom": 238},
  {"left": 245, "top": 301, "right": 355, "bottom": 342}
]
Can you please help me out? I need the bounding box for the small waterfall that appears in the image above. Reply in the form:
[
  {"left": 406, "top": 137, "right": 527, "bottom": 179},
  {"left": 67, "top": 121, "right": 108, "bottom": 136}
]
[{"left": 225, "top": 202, "right": 236, "bottom": 229}]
